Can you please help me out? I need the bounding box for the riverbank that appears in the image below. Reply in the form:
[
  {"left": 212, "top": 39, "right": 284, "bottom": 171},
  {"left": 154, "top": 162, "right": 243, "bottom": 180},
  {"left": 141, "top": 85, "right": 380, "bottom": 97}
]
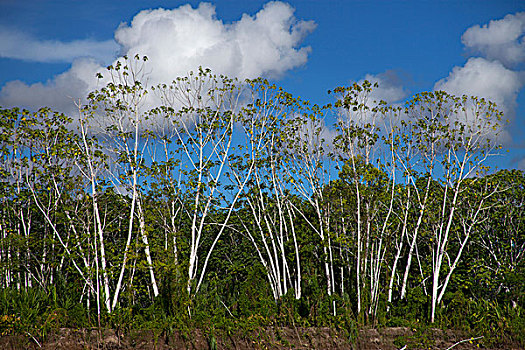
[{"left": 0, "top": 326, "right": 521, "bottom": 349}]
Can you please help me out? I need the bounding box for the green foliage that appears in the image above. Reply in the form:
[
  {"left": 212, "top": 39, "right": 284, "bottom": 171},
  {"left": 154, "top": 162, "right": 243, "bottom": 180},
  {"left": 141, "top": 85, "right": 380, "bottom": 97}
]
[
  {"left": 0, "top": 281, "right": 88, "bottom": 339},
  {"left": 0, "top": 68, "right": 522, "bottom": 348},
  {"left": 392, "top": 325, "right": 436, "bottom": 350},
  {"left": 438, "top": 293, "right": 525, "bottom": 347}
]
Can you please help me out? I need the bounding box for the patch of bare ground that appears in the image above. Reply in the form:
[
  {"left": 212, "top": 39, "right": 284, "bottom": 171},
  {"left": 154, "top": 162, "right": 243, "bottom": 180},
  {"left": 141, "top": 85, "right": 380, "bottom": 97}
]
[{"left": 0, "top": 327, "right": 521, "bottom": 349}]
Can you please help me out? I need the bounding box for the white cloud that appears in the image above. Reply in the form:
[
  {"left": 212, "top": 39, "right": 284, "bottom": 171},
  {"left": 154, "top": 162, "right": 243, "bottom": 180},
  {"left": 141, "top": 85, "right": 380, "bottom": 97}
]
[
  {"left": 462, "top": 12, "right": 525, "bottom": 68},
  {"left": 0, "top": 2, "right": 315, "bottom": 115},
  {"left": 114, "top": 1, "right": 315, "bottom": 80},
  {"left": 0, "top": 27, "right": 118, "bottom": 64},
  {"left": 0, "top": 58, "right": 103, "bottom": 112},
  {"left": 333, "top": 70, "right": 408, "bottom": 129},
  {"left": 298, "top": 116, "right": 336, "bottom": 148},
  {"left": 284, "top": 113, "right": 336, "bottom": 156},
  {"left": 434, "top": 57, "right": 523, "bottom": 116},
  {"left": 433, "top": 57, "right": 524, "bottom": 144},
  {"left": 360, "top": 70, "right": 408, "bottom": 104},
  {"left": 435, "top": 13, "right": 525, "bottom": 148}
]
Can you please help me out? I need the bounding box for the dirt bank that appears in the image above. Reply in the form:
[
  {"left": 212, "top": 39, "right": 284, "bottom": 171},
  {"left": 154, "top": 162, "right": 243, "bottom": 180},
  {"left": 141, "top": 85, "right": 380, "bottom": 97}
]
[{"left": 0, "top": 327, "right": 520, "bottom": 349}]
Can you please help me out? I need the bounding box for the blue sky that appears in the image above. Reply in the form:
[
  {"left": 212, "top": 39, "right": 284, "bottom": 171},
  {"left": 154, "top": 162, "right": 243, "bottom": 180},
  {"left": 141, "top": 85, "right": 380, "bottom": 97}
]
[{"left": 1, "top": 0, "right": 525, "bottom": 169}]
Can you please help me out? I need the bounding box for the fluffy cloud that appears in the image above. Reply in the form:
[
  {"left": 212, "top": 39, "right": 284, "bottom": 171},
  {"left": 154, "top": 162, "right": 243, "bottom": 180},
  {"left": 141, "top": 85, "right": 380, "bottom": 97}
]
[
  {"left": 360, "top": 70, "right": 408, "bottom": 104},
  {"left": 0, "top": 58, "right": 103, "bottom": 112},
  {"left": 115, "top": 2, "right": 315, "bottom": 80},
  {"left": 462, "top": 12, "right": 525, "bottom": 68},
  {"left": 434, "top": 57, "right": 523, "bottom": 116},
  {"left": 286, "top": 113, "right": 336, "bottom": 155},
  {"left": 434, "top": 57, "right": 523, "bottom": 143},
  {"left": 334, "top": 70, "right": 408, "bottom": 128},
  {"left": 0, "top": 27, "right": 118, "bottom": 64},
  {"left": 438, "top": 13, "right": 525, "bottom": 118},
  {"left": 433, "top": 13, "right": 525, "bottom": 145},
  {"left": 0, "top": 2, "right": 315, "bottom": 114}
]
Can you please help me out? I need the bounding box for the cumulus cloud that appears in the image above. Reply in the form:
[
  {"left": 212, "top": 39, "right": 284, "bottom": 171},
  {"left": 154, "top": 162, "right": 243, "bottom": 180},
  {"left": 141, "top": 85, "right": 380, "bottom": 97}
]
[
  {"left": 115, "top": 2, "right": 315, "bottom": 80},
  {"left": 0, "top": 27, "right": 118, "bottom": 64},
  {"left": 360, "top": 70, "right": 408, "bottom": 104},
  {"left": 0, "top": 2, "right": 316, "bottom": 115},
  {"left": 462, "top": 12, "right": 525, "bottom": 68},
  {"left": 333, "top": 70, "right": 408, "bottom": 129},
  {"left": 285, "top": 113, "right": 336, "bottom": 155},
  {"left": 441, "top": 12, "right": 525, "bottom": 166},
  {"left": 433, "top": 57, "right": 524, "bottom": 143},
  {"left": 434, "top": 57, "right": 523, "bottom": 116},
  {"left": 0, "top": 58, "right": 103, "bottom": 112}
]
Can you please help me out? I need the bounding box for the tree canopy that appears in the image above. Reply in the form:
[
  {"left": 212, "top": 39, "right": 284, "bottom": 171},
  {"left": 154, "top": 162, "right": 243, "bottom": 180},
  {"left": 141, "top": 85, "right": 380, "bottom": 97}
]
[{"left": 0, "top": 57, "right": 523, "bottom": 347}]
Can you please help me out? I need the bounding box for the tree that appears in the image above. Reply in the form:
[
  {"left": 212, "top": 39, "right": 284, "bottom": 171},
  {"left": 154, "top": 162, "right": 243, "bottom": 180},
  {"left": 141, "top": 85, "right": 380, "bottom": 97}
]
[
  {"left": 153, "top": 67, "right": 250, "bottom": 302},
  {"left": 331, "top": 81, "right": 397, "bottom": 319},
  {"left": 406, "top": 92, "right": 503, "bottom": 322},
  {"left": 231, "top": 79, "right": 304, "bottom": 301}
]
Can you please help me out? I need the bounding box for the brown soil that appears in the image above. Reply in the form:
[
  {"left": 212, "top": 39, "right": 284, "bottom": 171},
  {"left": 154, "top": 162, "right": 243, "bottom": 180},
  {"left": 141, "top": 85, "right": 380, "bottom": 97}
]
[{"left": 0, "top": 327, "right": 521, "bottom": 349}]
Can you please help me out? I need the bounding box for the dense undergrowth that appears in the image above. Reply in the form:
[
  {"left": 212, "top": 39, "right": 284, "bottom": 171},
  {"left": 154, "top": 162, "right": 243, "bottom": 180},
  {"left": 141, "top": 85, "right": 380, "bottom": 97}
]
[{"left": 0, "top": 273, "right": 523, "bottom": 348}]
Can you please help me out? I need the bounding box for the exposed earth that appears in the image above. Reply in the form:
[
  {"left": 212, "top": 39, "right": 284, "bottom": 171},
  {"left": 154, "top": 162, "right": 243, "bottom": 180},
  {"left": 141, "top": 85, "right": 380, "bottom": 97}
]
[{"left": 0, "top": 327, "right": 521, "bottom": 349}]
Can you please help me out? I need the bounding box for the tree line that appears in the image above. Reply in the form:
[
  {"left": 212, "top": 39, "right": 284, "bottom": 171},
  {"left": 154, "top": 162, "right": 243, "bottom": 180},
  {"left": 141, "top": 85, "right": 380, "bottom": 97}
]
[{"left": 0, "top": 56, "right": 523, "bottom": 343}]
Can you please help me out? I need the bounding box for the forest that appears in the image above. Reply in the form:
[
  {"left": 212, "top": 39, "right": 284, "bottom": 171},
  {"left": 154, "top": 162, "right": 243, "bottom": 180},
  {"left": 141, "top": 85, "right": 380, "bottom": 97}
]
[{"left": 0, "top": 56, "right": 524, "bottom": 347}]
